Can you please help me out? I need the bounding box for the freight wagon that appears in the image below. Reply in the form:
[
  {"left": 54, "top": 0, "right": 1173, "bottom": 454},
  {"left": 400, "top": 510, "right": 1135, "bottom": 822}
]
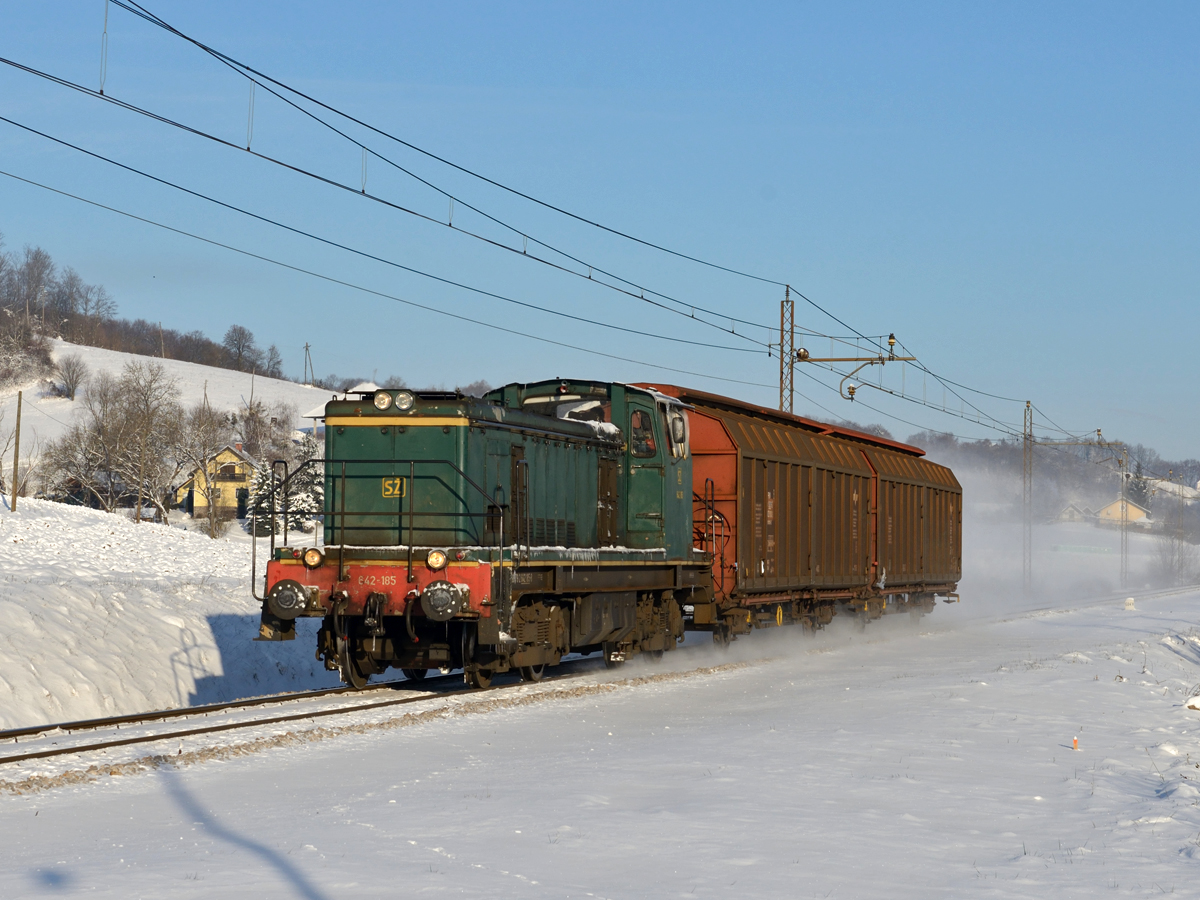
[{"left": 639, "top": 385, "right": 961, "bottom": 639}]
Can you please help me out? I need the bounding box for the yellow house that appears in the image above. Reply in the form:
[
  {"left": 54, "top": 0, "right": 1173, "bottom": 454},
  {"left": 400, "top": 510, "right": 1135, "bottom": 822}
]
[
  {"left": 175, "top": 445, "right": 259, "bottom": 518},
  {"left": 1094, "top": 498, "right": 1149, "bottom": 525}
]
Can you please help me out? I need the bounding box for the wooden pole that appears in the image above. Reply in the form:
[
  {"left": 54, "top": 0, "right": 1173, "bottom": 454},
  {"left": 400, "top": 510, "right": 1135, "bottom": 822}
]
[{"left": 11, "top": 390, "right": 21, "bottom": 512}]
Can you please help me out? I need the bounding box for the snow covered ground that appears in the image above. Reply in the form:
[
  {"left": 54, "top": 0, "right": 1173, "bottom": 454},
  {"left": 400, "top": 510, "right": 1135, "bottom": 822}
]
[
  {"left": 2, "top": 587, "right": 1199, "bottom": 897},
  {"left": 0, "top": 339, "right": 329, "bottom": 455},
  {"left": 0, "top": 497, "right": 337, "bottom": 730},
  {"left": 0, "top": 374, "right": 1197, "bottom": 896}
]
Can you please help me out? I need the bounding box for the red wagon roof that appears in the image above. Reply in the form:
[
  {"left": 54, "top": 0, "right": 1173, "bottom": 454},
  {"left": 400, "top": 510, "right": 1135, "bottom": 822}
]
[{"left": 633, "top": 384, "right": 926, "bottom": 458}]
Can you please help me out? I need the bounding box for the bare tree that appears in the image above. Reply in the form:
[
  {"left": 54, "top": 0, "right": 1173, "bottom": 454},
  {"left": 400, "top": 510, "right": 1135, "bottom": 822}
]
[
  {"left": 118, "top": 361, "right": 181, "bottom": 523},
  {"left": 1154, "top": 527, "right": 1198, "bottom": 586},
  {"left": 223, "top": 325, "right": 257, "bottom": 371},
  {"left": 43, "top": 372, "right": 131, "bottom": 511},
  {"left": 456, "top": 379, "right": 493, "bottom": 398},
  {"left": 56, "top": 353, "right": 89, "bottom": 400},
  {"left": 233, "top": 400, "right": 295, "bottom": 465},
  {"left": 14, "top": 246, "right": 54, "bottom": 339},
  {"left": 75, "top": 284, "right": 116, "bottom": 344},
  {"left": 177, "top": 399, "right": 233, "bottom": 538},
  {"left": 263, "top": 344, "right": 284, "bottom": 379}
]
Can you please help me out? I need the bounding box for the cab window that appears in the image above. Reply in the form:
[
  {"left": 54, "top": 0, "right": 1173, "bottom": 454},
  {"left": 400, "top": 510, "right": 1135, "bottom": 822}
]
[{"left": 630, "top": 409, "right": 657, "bottom": 458}]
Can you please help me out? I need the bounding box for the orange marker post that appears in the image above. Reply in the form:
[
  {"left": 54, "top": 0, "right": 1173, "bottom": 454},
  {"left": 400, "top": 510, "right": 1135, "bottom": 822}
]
[{"left": 1073, "top": 737, "right": 1078, "bottom": 751}]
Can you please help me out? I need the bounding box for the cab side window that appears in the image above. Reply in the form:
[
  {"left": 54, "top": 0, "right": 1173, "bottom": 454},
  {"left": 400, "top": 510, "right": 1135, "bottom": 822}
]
[{"left": 630, "top": 409, "right": 657, "bottom": 458}]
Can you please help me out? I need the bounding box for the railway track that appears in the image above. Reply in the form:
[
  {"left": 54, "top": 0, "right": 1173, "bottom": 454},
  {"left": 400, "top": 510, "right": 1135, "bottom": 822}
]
[
  {"left": 5, "top": 584, "right": 1197, "bottom": 770},
  {"left": 0, "top": 660, "right": 607, "bottom": 768}
]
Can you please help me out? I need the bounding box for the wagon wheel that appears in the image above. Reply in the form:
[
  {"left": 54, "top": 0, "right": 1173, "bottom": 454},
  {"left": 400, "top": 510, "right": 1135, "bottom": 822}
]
[
  {"left": 466, "top": 667, "right": 493, "bottom": 689},
  {"left": 401, "top": 668, "right": 427, "bottom": 682},
  {"left": 519, "top": 664, "right": 545, "bottom": 683},
  {"left": 337, "top": 636, "right": 370, "bottom": 690}
]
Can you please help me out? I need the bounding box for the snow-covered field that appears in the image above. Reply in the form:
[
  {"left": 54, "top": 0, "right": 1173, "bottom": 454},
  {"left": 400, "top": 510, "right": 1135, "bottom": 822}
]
[
  {"left": 0, "top": 340, "right": 329, "bottom": 454},
  {"left": 0, "top": 356, "right": 1197, "bottom": 896},
  {"left": 1, "top": 585, "right": 1199, "bottom": 897},
  {"left": 0, "top": 497, "right": 337, "bottom": 730}
]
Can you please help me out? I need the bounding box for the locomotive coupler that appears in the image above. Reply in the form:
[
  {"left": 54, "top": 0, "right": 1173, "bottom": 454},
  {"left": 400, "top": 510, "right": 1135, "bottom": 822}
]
[{"left": 363, "top": 592, "right": 388, "bottom": 637}]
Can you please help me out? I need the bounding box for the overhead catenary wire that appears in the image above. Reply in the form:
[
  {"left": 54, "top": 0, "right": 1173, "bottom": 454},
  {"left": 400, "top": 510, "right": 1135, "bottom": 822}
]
[
  {"left": 0, "top": 54, "right": 780, "bottom": 353},
  {"left": 1, "top": 49, "right": 1031, "bottom": 414},
  {"left": 0, "top": 114, "right": 770, "bottom": 357},
  {"left": 0, "top": 168, "right": 780, "bottom": 391},
  {"left": 11, "top": 8, "right": 1092, "bottom": 438},
  {"left": 111, "top": 1, "right": 794, "bottom": 288},
  {"left": 111, "top": 0, "right": 909, "bottom": 355},
  {"left": 793, "top": 365, "right": 1022, "bottom": 442}
]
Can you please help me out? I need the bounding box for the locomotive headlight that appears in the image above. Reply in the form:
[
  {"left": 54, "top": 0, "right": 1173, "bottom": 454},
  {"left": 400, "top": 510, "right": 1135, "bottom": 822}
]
[
  {"left": 394, "top": 390, "right": 415, "bottom": 411},
  {"left": 426, "top": 549, "right": 448, "bottom": 570},
  {"left": 373, "top": 390, "right": 393, "bottom": 411},
  {"left": 302, "top": 547, "right": 325, "bottom": 569}
]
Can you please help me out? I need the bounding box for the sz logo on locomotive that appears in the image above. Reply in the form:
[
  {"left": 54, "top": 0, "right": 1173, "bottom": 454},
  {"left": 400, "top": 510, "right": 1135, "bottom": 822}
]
[{"left": 381, "top": 477, "right": 406, "bottom": 498}]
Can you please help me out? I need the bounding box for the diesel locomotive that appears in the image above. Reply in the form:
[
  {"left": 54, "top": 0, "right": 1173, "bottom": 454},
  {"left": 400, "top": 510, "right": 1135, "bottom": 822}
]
[{"left": 254, "top": 379, "right": 961, "bottom": 688}]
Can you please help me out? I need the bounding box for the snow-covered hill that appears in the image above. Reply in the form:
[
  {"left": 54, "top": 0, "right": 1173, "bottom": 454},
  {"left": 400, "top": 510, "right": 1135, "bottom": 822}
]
[
  {"left": 0, "top": 340, "right": 330, "bottom": 455},
  {"left": 0, "top": 497, "right": 337, "bottom": 729}
]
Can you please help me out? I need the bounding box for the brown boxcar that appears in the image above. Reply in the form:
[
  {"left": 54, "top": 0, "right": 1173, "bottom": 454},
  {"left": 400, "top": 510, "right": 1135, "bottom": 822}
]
[{"left": 640, "top": 385, "right": 961, "bottom": 631}]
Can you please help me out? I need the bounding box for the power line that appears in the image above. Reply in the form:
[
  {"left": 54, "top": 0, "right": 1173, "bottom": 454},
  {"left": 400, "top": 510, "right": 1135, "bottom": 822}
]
[
  {"left": 0, "top": 54, "right": 780, "bottom": 351},
  {"left": 19, "top": 5, "right": 1091, "bottom": 438},
  {"left": 792, "top": 365, "right": 1012, "bottom": 442},
  {"left": 112, "top": 1, "right": 794, "bottom": 289},
  {"left": 113, "top": 0, "right": 915, "bottom": 352},
  {"left": 0, "top": 114, "right": 766, "bottom": 356},
  {"left": 0, "top": 168, "right": 779, "bottom": 391},
  {"left": 8, "top": 30, "right": 1039, "bottom": 419}
]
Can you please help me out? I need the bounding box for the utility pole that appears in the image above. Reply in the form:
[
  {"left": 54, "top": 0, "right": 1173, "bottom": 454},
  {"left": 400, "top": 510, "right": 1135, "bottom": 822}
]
[
  {"left": 1023, "top": 401, "right": 1033, "bottom": 596},
  {"left": 303, "top": 343, "right": 315, "bottom": 387},
  {"left": 11, "top": 390, "right": 21, "bottom": 512},
  {"left": 1119, "top": 454, "right": 1130, "bottom": 589},
  {"left": 779, "top": 288, "right": 794, "bottom": 413}
]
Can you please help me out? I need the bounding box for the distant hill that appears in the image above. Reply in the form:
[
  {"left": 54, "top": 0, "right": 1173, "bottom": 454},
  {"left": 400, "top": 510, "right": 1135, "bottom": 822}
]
[{"left": 0, "top": 339, "right": 331, "bottom": 457}]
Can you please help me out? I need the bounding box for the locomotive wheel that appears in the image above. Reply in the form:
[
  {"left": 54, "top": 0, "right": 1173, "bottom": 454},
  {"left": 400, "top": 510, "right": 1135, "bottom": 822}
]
[
  {"left": 466, "top": 667, "right": 493, "bottom": 689},
  {"left": 645, "top": 648, "right": 665, "bottom": 662},
  {"left": 337, "top": 636, "right": 370, "bottom": 690},
  {"left": 518, "top": 664, "right": 545, "bottom": 683},
  {"left": 401, "top": 668, "right": 427, "bottom": 682},
  {"left": 712, "top": 626, "right": 732, "bottom": 650}
]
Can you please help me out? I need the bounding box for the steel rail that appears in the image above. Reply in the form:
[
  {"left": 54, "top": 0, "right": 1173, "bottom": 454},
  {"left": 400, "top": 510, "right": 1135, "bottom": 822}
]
[
  {"left": 0, "top": 676, "right": 451, "bottom": 743},
  {"left": 0, "top": 668, "right": 598, "bottom": 767}
]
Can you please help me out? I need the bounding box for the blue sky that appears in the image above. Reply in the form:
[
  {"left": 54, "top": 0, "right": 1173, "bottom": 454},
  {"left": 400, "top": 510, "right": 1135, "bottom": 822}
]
[{"left": 1, "top": 2, "right": 1196, "bottom": 457}]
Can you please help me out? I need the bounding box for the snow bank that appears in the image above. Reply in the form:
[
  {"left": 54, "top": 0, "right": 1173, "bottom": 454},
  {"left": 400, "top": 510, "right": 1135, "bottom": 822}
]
[{"left": 0, "top": 498, "right": 337, "bottom": 729}]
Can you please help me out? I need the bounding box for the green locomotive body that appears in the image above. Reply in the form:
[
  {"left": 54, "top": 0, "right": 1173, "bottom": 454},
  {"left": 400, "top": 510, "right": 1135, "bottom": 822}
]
[{"left": 258, "top": 380, "right": 704, "bottom": 687}]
